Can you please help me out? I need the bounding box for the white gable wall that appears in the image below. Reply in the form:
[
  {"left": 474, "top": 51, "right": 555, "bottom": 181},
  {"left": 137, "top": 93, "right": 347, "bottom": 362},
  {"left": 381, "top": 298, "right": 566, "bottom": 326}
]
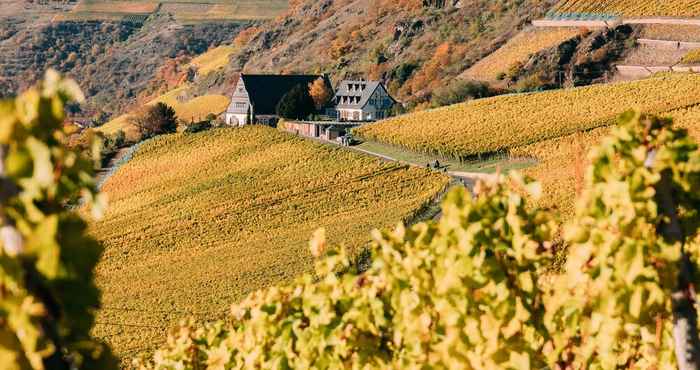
[{"left": 226, "top": 76, "right": 252, "bottom": 126}]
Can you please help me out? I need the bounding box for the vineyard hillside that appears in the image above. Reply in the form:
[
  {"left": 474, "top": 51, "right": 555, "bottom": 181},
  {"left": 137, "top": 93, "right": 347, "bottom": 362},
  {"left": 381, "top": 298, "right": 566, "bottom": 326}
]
[
  {"left": 89, "top": 126, "right": 449, "bottom": 359},
  {"left": 0, "top": 13, "right": 245, "bottom": 116},
  {"left": 356, "top": 73, "right": 700, "bottom": 159},
  {"left": 548, "top": 0, "right": 700, "bottom": 18},
  {"left": 462, "top": 27, "right": 580, "bottom": 82},
  {"left": 512, "top": 103, "right": 700, "bottom": 217}
]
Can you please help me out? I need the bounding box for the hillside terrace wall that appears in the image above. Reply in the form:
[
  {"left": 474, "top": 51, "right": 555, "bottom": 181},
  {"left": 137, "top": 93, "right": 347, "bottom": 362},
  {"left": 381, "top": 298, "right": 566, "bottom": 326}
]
[
  {"left": 284, "top": 121, "right": 318, "bottom": 138},
  {"left": 637, "top": 38, "right": 700, "bottom": 50},
  {"left": 283, "top": 121, "right": 361, "bottom": 141},
  {"left": 616, "top": 65, "right": 700, "bottom": 78}
]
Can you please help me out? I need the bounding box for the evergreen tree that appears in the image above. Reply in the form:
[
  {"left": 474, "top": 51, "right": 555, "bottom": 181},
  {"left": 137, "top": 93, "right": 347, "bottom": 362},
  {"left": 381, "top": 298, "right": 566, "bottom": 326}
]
[{"left": 276, "top": 84, "right": 316, "bottom": 120}]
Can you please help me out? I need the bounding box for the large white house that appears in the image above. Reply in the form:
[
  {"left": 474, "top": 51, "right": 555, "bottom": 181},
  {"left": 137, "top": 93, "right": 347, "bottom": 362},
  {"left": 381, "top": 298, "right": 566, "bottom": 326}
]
[{"left": 334, "top": 80, "right": 396, "bottom": 121}]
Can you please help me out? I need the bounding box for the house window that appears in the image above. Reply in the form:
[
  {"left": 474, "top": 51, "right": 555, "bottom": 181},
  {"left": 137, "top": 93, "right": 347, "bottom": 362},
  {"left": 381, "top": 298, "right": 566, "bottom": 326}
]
[{"left": 235, "top": 102, "right": 246, "bottom": 109}]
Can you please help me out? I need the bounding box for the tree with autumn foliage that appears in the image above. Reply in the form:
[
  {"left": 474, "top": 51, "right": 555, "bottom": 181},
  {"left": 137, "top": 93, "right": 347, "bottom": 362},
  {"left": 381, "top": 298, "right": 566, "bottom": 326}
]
[{"left": 308, "top": 77, "right": 332, "bottom": 110}]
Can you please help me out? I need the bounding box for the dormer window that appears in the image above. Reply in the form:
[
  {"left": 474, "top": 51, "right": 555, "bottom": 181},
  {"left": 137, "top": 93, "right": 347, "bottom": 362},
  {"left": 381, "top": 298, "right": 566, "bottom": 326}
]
[{"left": 348, "top": 83, "right": 354, "bottom": 91}]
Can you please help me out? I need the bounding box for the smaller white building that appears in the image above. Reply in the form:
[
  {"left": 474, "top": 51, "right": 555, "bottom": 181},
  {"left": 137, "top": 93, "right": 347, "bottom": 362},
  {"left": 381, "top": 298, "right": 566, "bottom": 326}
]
[{"left": 334, "top": 80, "right": 396, "bottom": 121}]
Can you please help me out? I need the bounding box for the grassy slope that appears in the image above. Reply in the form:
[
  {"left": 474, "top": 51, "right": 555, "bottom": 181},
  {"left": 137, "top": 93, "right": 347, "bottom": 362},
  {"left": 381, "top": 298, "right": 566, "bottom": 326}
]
[
  {"left": 189, "top": 44, "right": 238, "bottom": 76},
  {"left": 357, "top": 73, "right": 700, "bottom": 159},
  {"left": 90, "top": 126, "right": 449, "bottom": 358},
  {"left": 98, "top": 43, "right": 237, "bottom": 137}
]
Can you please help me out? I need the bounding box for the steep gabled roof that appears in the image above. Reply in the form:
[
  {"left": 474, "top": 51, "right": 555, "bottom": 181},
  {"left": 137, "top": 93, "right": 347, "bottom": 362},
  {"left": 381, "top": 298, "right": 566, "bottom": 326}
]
[
  {"left": 240, "top": 74, "right": 326, "bottom": 115},
  {"left": 334, "top": 80, "right": 395, "bottom": 109},
  {"left": 335, "top": 80, "right": 379, "bottom": 109}
]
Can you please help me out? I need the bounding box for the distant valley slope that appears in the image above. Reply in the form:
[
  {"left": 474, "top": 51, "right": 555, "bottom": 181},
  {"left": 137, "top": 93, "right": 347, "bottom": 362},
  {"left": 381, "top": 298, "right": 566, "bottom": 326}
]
[{"left": 0, "top": 0, "right": 288, "bottom": 117}]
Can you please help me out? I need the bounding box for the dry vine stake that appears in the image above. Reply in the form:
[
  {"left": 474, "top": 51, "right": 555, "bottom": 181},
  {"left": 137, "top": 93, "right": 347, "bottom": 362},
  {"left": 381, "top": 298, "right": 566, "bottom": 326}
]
[{"left": 654, "top": 166, "right": 700, "bottom": 369}]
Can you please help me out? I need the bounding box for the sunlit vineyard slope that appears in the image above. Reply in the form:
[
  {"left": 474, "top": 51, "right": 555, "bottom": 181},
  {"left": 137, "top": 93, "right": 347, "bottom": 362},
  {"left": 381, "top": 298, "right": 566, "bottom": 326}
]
[
  {"left": 189, "top": 44, "right": 239, "bottom": 76},
  {"left": 462, "top": 27, "right": 580, "bottom": 81},
  {"left": 549, "top": 0, "right": 700, "bottom": 17},
  {"left": 512, "top": 103, "right": 700, "bottom": 217},
  {"left": 356, "top": 73, "right": 700, "bottom": 160},
  {"left": 90, "top": 126, "right": 448, "bottom": 359}
]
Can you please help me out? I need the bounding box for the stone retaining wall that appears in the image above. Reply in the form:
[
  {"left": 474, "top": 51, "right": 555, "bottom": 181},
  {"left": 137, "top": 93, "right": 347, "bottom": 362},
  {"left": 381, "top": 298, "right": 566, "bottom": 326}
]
[
  {"left": 637, "top": 38, "right": 700, "bottom": 49},
  {"left": 616, "top": 65, "right": 700, "bottom": 78}
]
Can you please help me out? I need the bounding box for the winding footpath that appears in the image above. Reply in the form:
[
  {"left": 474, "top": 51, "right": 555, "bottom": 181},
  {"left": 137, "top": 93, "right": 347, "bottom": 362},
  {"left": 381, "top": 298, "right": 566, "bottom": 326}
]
[
  {"left": 342, "top": 143, "right": 498, "bottom": 191},
  {"left": 95, "top": 139, "right": 150, "bottom": 190}
]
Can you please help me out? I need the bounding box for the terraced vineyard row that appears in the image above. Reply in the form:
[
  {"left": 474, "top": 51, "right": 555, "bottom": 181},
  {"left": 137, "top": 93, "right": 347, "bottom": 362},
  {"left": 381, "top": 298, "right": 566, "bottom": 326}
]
[
  {"left": 356, "top": 73, "right": 700, "bottom": 160},
  {"left": 90, "top": 126, "right": 449, "bottom": 359},
  {"left": 682, "top": 48, "right": 700, "bottom": 64},
  {"left": 463, "top": 27, "right": 580, "bottom": 81},
  {"left": 549, "top": 0, "right": 700, "bottom": 17},
  {"left": 61, "top": 0, "right": 288, "bottom": 23}
]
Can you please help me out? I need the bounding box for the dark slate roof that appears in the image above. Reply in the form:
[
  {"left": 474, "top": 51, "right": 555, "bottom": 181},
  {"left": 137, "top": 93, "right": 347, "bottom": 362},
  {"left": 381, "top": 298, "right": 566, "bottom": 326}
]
[
  {"left": 334, "top": 80, "right": 381, "bottom": 109},
  {"left": 241, "top": 74, "right": 326, "bottom": 115}
]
